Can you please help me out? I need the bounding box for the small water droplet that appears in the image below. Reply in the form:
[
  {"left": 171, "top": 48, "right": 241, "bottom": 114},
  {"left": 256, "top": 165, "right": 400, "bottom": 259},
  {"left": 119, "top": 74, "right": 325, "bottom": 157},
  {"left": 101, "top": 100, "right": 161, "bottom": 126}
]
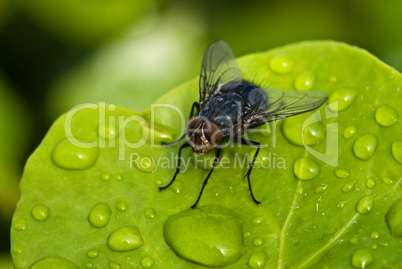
[
  {"left": 385, "top": 198, "right": 402, "bottom": 237},
  {"left": 86, "top": 263, "right": 93, "bottom": 268},
  {"left": 244, "top": 231, "right": 251, "bottom": 237},
  {"left": 31, "top": 204, "right": 50, "bottom": 222},
  {"left": 107, "top": 226, "right": 144, "bottom": 252},
  {"left": 154, "top": 179, "right": 163, "bottom": 186},
  {"left": 356, "top": 195, "right": 374, "bottom": 215},
  {"left": 371, "top": 243, "right": 377, "bottom": 249},
  {"left": 296, "top": 185, "right": 303, "bottom": 194},
  {"left": 337, "top": 201, "right": 347, "bottom": 209},
  {"left": 141, "top": 257, "right": 154, "bottom": 268},
  {"left": 13, "top": 219, "right": 27, "bottom": 231},
  {"left": 341, "top": 181, "right": 356, "bottom": 193},
  {"left": 392, "top": 141, "right": 402, "bottom": 163},
  {"left": 366, "top": 179, "right": 375, "bottom": 189},
  {"left": 52, "top": 139, "right": 98, "bottom": 170},
  {"left": 344, "top": 126, "right": 357, "bottom": 139},
  {"left": 293, "top": 157, "right": 320, "bottom": 180},
  {"left": 30, "top": 256, "right": 78, "bottom": 269},
  {"left": 98, "top": 122, "right": 119, "bottom": 140},
  {"left": 314, "top": 184, "right": 327, "bottom": 194},
  {"left": 87, "top": 250, "right": 99, "bottom": 258},
  {"left": 370, "top": 231, "right": 380, "bottom": 239},
  {"left": 171, "top": 180, "right": 184, "bottom": 193},
  {"left": 335, "top": 168, "right": 351, "bottom": 178},
  {"left": 380, "top": 241, "right": 388, "bottom": 247},
  {"left": 294, "top": 71, "right": 315, "bottom": 90},
  {"left": 269, "top": 56, "right": 294, "bottom": 74},
  {"left": 282, "top": 113, "right": 325, "bottom": 146},
  {"left": 144, "top": 208, "right": 157, "bottom": 219},
  {"left": 252, "top": 216, "right": 265, "bottom": 225},
  {"left": 382, "top": 177, "right": 393, "bottom": 185},
  {"left": 101, "top": 172, "right": 112, "bottom": 181},
  {"left": 350, "top": 237, "right": 359, "bottom": 244},
  {"left": 88, "top": 202, "right": 111, "bottom": 228},
  {"left": 253, "top": 237, "right": 264, "bottom": 246},
  {"left": 328, "top": 88, "right": 358, "bottom": 112},
  {"left": 11, "top": 245, "right": 25, "bottom": 255},
  {"left": 329, "top": 75, "right": 337, "bottom": 82},
  {"left": 351, "top": 248, "right": 374, "bottom": 268},
  {"left": 108, "top": 261, "right": 121, "bottom": 269},
  {"left": 353, "top": 134, "right": 378, "bottom": 161},
  {"left": 134, "top": 156, "right": 155, "bottom": 173},
  {"left": 115, "top": 201, "right": 128, "bottom": 212},
  {"left": 113, "top": 174, "right": 123, "bottom": 181},
  {"left": 247, "top": 251, "right": 268, "bottom": 269},
  {"left": 375, "top": 105, "right": 399, "bottom": 127}
]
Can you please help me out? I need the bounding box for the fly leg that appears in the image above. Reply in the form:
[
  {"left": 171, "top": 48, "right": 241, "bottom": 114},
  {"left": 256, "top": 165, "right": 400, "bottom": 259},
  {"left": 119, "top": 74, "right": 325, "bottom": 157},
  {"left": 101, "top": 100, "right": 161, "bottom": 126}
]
[
  {"left": 159, "top": 142, "right": 191, "bottom": 191},
  {"left": 191, "top": 148, "right": 222, "bottom": 209},
  {"left": 240, "top": 138, "right": 261, "bottom": 205},
  {"left": 189, "top": 102, "right": 200, "bottom": 118}
]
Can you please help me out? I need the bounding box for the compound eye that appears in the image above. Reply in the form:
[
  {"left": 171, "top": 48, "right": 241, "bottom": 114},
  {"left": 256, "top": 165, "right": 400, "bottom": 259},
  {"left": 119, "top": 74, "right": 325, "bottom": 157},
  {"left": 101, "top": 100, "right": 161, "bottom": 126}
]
[
  {"left": 187, "top": 117, "right": 203, "bottom": 137},
  {"left": 203, "top": 121, "right": 222, "bottom": 145}
]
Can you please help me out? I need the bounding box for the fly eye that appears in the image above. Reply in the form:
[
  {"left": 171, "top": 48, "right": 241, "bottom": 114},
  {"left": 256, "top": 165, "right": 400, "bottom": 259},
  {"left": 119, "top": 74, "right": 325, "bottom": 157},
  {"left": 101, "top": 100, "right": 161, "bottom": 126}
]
[
  {"left": 187, "top": 117, "right": 203, "bottom": 137},
  {"left": 203, "top": 121, "right": 222, "bottom": 145}
]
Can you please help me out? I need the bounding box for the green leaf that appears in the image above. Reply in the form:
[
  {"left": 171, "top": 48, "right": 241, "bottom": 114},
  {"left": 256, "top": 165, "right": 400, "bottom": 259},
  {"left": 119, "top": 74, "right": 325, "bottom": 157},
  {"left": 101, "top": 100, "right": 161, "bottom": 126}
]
[{"left": 11, "top": 41, "right": 402, "bottom": 268}]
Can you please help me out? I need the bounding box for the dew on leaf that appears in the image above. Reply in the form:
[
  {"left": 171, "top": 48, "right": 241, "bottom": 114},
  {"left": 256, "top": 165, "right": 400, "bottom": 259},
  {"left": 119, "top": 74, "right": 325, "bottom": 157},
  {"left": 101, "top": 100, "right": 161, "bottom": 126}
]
[
  {"left": 366, "top": 179, "right": 375, "bottom": 189},
  {"left": 253, "top": 237, "right": 264, "bottom": 246},
  {"left": 370, "top": 231, "right": 380, "bottom": 239},
  {"left": 88, "top": 202, "right": 111, "bottom": 228},
  {"left": 154, "top": 179, "right": 163, "bottom": 186},
  {"left": 86, "top": 263, "right": 93, "bottom": 268},
  {"left": 296, "top": 185, "right": 303, "bottom": 194},
  {"left": 328, "top": 88, "right": 358, "bottom": 112},
  {"left": 98, "top": 122, "right": 119, "bottom": 140},
  {"left": 385, "top": 198, "right": 402, "bottom": 237},
  {"left": 335, "top": 168, "right": 351, "bottom": 178},
  {"left": 381, "top": 177, "right": 393, "bottom": 185},
  {"left": 350, "top": 237, "right": 358, "bottom": 244},
  {"left": 282, "top": 113, "right": 325, "bottom": 146},
  {"left": 144, "top": 208, "right": 157, "bottom": 219},
  {"left": 133, "top": 155, "right": 155, "bottom": 173},
  {"left": 141, "top": 257, "right": 154, "bottom": 268},
  {"left": 351, "top": 248, "right": 374, "bottom": 268},
  {"left": 293, "top": 157, "right": 320, "bottom": 180},
  {"left": 252, "top": 216, "right": 265, "bottom": 225},
  {"left": 314, "top": 184, "right": 327, "bottom": 194},
  {"left": 100, "top": 172, "right": 112, "bottom": 181},
  {"left": 353, "top": 134, "right": 378, "bottom": 161},
  {"left": 107, "top": 226, "right": 144, "bottom": 252},
  {"left": 30, "top": 256, "right": 78, "bottom": 269},
  {"left": 344, "top": 126, "right": 357, "bottom": 139},
  {"left": 371, "top": 243, "right": 377, "bottom": 249},
  {"left": 294, "top": 70, "right": 315, "bottom": 90},
  {"left": 87, "top": 250, "right": 99, "bottom": 258},
  {"left": 171, "top": 180, "right": 184, "bottom": 193},
  {"left": 113, "top": 174, "right": 123, "bottom": 181},
  {"left": 108, "top": 261, "right": 121, "bottom": 269},
  {"left": 31, "top": 204, "right": 50, "bottom": 222},
  {"left": 375, "top": 105, "right": 399, "bottom": 127},
  {"left": 52, "top": 139, "right": 98, "bottom": 170},
  {"left": 356, "top": 195, "right": 374, "bottom": 215},
  {"left": 269, "top": 55, "right": 294, "bottom": 74},
  {"left": 13, "top": 219, "right": 27, "bottom": 231},
  {"left": 341, "top": 181, "right": 356, "bottom": 193},
  {"left": 337, "top": 201, "right": 347, "bottom": 209},
  {"left": 115, "top": 201, "right": 128, "bottom": 212},
  {"left": 248, "top": 251, "right": 268, "bottom": 269},
  {"left": 11, "top": 245, "right": 25, "bottom": 255},
  {"left": 391, "top": 141, "right": 402, "bottom": 163}
]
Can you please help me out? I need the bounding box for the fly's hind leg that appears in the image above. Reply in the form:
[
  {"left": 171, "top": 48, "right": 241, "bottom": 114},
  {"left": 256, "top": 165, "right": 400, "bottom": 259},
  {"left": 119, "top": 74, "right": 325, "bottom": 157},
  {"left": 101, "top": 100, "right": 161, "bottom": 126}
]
[{"left": 240, "top": 138, "right": 261, "bottom": 205}]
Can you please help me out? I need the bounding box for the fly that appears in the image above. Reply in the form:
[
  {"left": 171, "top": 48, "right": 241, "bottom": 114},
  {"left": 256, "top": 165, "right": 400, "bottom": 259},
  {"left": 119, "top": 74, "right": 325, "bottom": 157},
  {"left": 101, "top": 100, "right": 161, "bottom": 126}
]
[{"left": 159, "top": 40, "right": 328, "bottom": 208}]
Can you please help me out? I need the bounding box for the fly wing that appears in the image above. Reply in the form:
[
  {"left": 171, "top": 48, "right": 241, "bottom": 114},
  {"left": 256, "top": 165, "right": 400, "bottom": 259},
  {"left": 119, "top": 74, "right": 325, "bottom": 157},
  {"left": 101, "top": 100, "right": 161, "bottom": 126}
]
[
  {"left": 199, "top": 40, "right": 243, "bottom": 106},
  {"left": 244, "top": 89, "right": 328, "bottom": 128}
]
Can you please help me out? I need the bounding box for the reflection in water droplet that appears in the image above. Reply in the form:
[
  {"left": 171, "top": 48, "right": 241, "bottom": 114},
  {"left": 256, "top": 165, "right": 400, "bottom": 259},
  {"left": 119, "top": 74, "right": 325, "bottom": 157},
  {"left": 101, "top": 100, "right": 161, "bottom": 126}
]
[
  {"left": 341, "top": 181, "right": 356, "bottom": 193},
  {"left": 375, "top": 105, "right": 399, "bottom": 127},
  {"left": 269, "top": 56, "right": 294, "bottom": 74},
  {"left": 87, "top": 250, "right": 99, "bottom": 258},
  {"left": 141, "top": 257, "right": 154, "bottom": 268},
  {"left": 350, "top": 237, "right": 358, "bottom": 244},
  {"left": 335, "top": 168, "right": 350, "bottom": 178},
  {"left": 101, "top": 172, "right": 112, "bottom": 181},
  {"left": 337, "top": 201, "right": 347, "bottom": 209},
  {"left": 248, "top": 251, "right": 268, "bottom": 269},
  {"left": 366, "top": 179, "right": 375, "bottom": 189},
  {"left": 108, "top": 261, "right": 121, "bottom": 269},
  {"left": 343, "top": 126, "right": 357, "bottom": 139},
  {"left": 370, "top": 231, "right": 380, "bottom": 239},
  {"left": 52, "top": 139, "right": 98, "bottom": 170},
  {"left": 356, "top": 195, "right": 374, "bottom": 215},
  {"left": 385, "top": 198, "right": 402, "bottom": 237},
  {"left": 107, "top": 226, "right": 144, "bottom": 252},
  {"left": 282, "top": 113, "right": 325, "bottom": 146},
  {"left": 293, "top": 157, "right": 320, "bottom": 180},
  {"left": 314, "top": 184, "right": 327, "bottom": 194},
  {"left": 294, "top": 71, "right": 315, "bottom": 90},
  {"left": 253, "top": 237, "right": 264, "bottom": 246},
  {"left": 351, "top": 248, "right": 374, "bottom": 268},
  {"left": 88, "top": 202, "right": 111, "bottom": 228},
  {"left": 353, "top": 134, "right": 378, "bottom": 161},
  {"left": 31, "top": 204, "right": 50, "bottom": 222},
  {"left": 30, "top": 256, "right": 78, "bottom": 269},
  {"left": 144, "top": 208, "right": 157, "bottom": 219},
  {"left": 98, "top": 122, "right": 119, "bottom": 140},
  {"left": 113, "top": 174, "right": 123, "bottom": 181},
  {"left": 392, "top": 141, "right": 402, "bottom": 163},
  {"left": 328, "top": 88, "right": 358, "bottom": 112},
  {"left": 115, "top": 201, "right": 128, "bottom": 212},
  {"left": 13, "top": 219, "right": 27, "bottom": 231}
]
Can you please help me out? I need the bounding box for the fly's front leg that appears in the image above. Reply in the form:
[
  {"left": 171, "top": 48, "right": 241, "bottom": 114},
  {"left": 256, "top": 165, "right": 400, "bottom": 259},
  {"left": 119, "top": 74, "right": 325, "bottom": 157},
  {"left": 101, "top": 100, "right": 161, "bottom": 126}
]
[
  {"left": 240, "top": 138, "right": 261, "bottom": 205},
  {"left": 189, "top": 102, "right": 200, "bottom": 119},
  {"left": 159, "top": 142, "right": 191, "bottom": 191}
]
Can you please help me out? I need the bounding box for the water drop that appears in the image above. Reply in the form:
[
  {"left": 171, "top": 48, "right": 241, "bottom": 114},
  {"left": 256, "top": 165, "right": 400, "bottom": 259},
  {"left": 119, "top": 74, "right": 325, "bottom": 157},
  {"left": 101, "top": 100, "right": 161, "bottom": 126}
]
[
  {"left": 294, "top": 71, "right": 315, "bottom": 90},
  {"left": 86, "top": 263, "right": 93, "bottom": 268},
  {"left": 171, "top": 180, "right": 184, "bottom": 193},
  {"left": 154, "top": 179, "right": 163, "bottom": 186},
  {"left": 353, "top": 134, "right": 378, "bottom": 161},
  {"left": 341, "top": 181, "right": 356, "bottom": 193},
  {"left": 113, "top": 174, "right": 123, "bottom": 181},
  {"left": 31, "top": 204, "right": 50, "bottom": 222},
  {"left": 282, "top": 113, "right": 325, "bottom": 146},
  {"left": 30, "top": 256, "right": 78, "bottom": 269},
  {"left": 356, "top": 195, "right": 374, "bottom": 215},
  {"left": 382, "top": 177, "right": 393, "bottom": 185},
  {"left": 385, "top": 198, "right": 402, "bottom": 237},
  {"left": 351, "top": 248, "right": 374, "bottom": 268},
  {"left": 337, "top": 201, "right": 347, "bottom": 209},
  {"left": 13, "top": 219, "right": 27, "bottom": 231},
  {"left": 115, "top": 201, "right": 128, "bottom": 212},
  {"left": 252, "top": 216, "right": 265, "bottom": 225},
  {"left": 144, "top": 208, "right": 157, "bottom": 219},
  {"left": 370, "top": 231, "right": 380, "bottom": 239},
  {"left": 296, "top": 185, "right": 303, "bottom": 194},
  {"left": 164, "top": 205, "right": 244, "bottom": 267},
  {"left": 293, "top": 157, "right": 320, "bottom": 180},
  {"left": 328, "top": 88, "right": 358, "bottom": 112},
  {"left": 248, "top": 251, "right": 268, "bottom": 269},
  {"left": 87, "top": 250, "right": 99, "bottom": 258},
  {"left": 101, "top": 172, "right": 112, "bottom": 181},
  {"left": 375, "top": 105, "right": 399, "bottom": 127},
  {"left": 269, "top": 56, "right": 294, "bottom": 74},
  {"left": 350, "top": 237, "right": 358, "bottom": 244},
  {"left": 335, "top": 168, "right": 350, "bottom": 178},
  {"left": 98, "top": 122, "right": 119, "bottom": 140},
  {"left": 108, "top": 261, "right": 120, "bottom": 269},
  {"left": 366, "top": 179, "right": 375, "bottom": 189},
  {"left": 371, "top": 243, "right": 377, "bottom": 249},
  {"left": 343, "top": 126, "right": 357, "bottom": 139},
  {"left": 52, "top": 139, "right": 98, "bottom": 170},
  {"left": 141, "top": 257, "right": 154, "bottom": 268},
  {"left": 314, "top": 184, "right": 327, "bottom": 194},
  {"left": 392, "top": 141, "right": 402, "bottom": 163},
  {"left": 107, "top": 226, "right": 144, "bottom": 252},
  {"left": 88, "top": 202, "right": 111, "bottom": 228},
  {"left": 253, "top": 237, "right": 264, "bottom": 246},
  {"left": 134, "top": 156, "right": 155, "bottom": 173},
  {"left": 11, "top": 245, "right": 25, "bottom": 255}
]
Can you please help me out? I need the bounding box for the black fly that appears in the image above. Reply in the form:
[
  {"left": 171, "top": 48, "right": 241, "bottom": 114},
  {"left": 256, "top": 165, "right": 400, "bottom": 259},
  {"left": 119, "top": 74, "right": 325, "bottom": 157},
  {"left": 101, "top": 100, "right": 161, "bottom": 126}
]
[{"left": 159, "top": 40, "right": 328, "bottom": 208}]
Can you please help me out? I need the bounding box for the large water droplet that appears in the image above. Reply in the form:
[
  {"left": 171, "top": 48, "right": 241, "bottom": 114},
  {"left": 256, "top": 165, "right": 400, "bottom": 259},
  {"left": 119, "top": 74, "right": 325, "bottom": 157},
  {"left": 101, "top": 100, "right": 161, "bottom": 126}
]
[
  {"left": 356, "top": 195, "right": 374, "bottom": 215},
  {"left": 31, "top": 204, "right": 50, "bottom": 222},
  {"left": 294, "top": 71, "right": 315, "bottom": 90},
  {"left": 30, "top": 256, "right": 78, "bottom": 269},
  {"left": 140, "top": 257, "right": 154, "bottom": 268},
  {"left": 282, "top": 113, "right": 325, "bottom": 146},
  {"left": 353, "top": 134, "right": 378, "bottom": 161},
  {"left": 375, "top": 105, "right": 399, "bottom": 127},
  {"left": 385, "top": 198, "right": 402, "bottom": 237},
  {"left": 293, "top": 157, "right": 320, "bottom": 180},
  {"left": 269, "top": 56, "right": 294, "bottom": 74},
  {"left": 107, "top": 226, "right": 144, "bottom": 252},
  {"left": 163, "top": 205, "right": 244, "bottom": 267},
  {"left": 144, "top": 208, "right": 157, "bottom": 219},
  {"left": 335, "top": 168, "right": 350, "bottom": 178},
  {"left": 13, "top": 219, "right": 27, "bottom": 231},
  {"left": 87, "top": 250, "right": 99, "bottom": 258},
  {"left": 351, "top": 248, "right": 374, "bottom": 268},
  {"left": 248, "top": 251, "right": 268, "bottom": 269},
  {"left": 52, "top": 140, "right": 98, "bottom": 170},
  {"left": 341, "top": 181, "right": 356, "bottom": 193},
  {"left": 88, "top": 202, "right": 111, "bottom": 228},
  {"left": 343, "top": 126, "right": 357, "bottom": 139},
  {"left": 328, "top": 88, "right": 358, "bottom": 112},
  {"left": 391, "top": 141, "right": 402, "bottom": 164}
]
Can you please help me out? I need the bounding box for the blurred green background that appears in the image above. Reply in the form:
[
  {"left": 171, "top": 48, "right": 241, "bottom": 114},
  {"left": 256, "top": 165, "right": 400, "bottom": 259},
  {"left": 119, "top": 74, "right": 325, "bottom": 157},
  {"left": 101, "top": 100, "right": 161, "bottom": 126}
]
[{"left": 0, "top": 0, "right": 401, "bottom": 267}]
